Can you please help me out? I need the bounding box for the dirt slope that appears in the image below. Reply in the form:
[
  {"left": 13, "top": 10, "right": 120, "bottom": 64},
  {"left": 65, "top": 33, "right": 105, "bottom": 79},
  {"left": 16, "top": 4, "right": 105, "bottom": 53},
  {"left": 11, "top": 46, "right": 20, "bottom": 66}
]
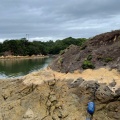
[{"left": 50, "top": 30, "right": 120, "bottom": 73}]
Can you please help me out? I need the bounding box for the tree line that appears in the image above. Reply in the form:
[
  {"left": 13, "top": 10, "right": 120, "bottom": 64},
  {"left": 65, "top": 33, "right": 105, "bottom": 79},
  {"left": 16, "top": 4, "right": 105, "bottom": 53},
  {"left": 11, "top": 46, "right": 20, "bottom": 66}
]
[{"left": 0, "top": 37, "right": 87, "bottom": 56}]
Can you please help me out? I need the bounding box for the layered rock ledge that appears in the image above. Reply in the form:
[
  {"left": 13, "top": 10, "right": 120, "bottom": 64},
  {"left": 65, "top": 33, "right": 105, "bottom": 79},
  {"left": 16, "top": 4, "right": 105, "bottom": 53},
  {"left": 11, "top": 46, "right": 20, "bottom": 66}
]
[{"left": 0, "top": 68, "right": 120, "bottom": 120}]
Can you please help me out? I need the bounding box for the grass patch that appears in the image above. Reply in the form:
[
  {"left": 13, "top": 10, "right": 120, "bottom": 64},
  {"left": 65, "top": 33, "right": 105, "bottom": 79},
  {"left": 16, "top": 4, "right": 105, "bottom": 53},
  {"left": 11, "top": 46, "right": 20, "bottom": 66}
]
[
  {"left": 104, "top": 57, "right": 113, "bottom": 63},
  {"left": 58, "top": 57, "right": 63, "bottom": 64},
  {"left": 59, "top": 50, "right": 65, "bottom": 55}
]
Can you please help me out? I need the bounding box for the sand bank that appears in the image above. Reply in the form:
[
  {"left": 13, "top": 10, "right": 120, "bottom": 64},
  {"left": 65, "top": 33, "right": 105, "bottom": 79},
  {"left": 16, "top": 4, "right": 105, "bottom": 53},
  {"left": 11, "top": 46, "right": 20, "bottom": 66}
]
[
  {"left": 23, "top": 67, "right": 120, "bottom": 89},
  {"left": 0, "top": 55, "right": 49, "bottom": 60}
]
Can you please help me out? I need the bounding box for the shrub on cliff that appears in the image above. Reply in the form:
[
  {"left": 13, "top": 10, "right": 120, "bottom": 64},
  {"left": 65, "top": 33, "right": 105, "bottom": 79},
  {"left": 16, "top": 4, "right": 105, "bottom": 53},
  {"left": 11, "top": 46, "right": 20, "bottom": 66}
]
[{"left": 82, "top": 60, "right": 95, "bottom": 69}]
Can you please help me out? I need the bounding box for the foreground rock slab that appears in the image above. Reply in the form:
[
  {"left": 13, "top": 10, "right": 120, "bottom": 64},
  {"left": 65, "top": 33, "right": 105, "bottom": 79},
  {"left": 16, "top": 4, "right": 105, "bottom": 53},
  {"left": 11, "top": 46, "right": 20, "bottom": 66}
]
[{"left": 0, "top": 75, "right": 120, "bottom": 120}]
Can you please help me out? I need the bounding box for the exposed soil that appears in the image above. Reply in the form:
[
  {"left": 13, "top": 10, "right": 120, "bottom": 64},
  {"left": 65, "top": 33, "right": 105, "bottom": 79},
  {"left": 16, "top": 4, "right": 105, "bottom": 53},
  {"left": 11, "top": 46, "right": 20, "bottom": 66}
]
[
  {"left": 0, "top": 55, "right": 48, "bottom": 60},
  {"left": 23, "top": 68, "right": 120, "bottom": 89}
]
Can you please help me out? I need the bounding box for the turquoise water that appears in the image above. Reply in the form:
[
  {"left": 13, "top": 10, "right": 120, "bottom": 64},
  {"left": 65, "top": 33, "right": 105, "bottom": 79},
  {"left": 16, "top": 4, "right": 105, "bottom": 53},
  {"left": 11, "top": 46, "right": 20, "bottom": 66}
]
[{"left": 0, "top": 58, "right": 52, "bottom": 79}]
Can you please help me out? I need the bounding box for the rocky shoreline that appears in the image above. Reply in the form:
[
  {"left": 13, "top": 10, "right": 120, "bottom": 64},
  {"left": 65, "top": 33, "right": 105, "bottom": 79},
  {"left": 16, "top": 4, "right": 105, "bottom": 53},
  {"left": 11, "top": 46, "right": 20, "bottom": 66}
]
[
  {"left": 0, "top": 68, "right": 119, "bottom": 120},
  {"left": 0, "top": 55, "right": 49, "bottom": 60}
]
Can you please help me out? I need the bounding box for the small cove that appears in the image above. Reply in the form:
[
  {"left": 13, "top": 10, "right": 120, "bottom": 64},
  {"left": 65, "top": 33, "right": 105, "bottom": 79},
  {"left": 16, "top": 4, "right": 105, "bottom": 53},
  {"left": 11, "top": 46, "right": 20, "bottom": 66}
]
[{"left": 0, "top": 57, "right": 52, "bottom": 79}]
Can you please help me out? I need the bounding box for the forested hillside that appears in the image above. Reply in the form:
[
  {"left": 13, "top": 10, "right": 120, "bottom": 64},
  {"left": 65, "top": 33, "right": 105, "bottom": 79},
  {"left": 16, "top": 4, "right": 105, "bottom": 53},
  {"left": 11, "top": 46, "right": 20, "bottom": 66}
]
[{"left": 0, "top": 37, "right": 86, "bottom": 56}]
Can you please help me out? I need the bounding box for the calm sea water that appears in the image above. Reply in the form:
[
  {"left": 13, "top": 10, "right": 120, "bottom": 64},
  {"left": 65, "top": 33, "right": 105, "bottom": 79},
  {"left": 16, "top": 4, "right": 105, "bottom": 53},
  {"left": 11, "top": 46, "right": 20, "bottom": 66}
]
[{"left": 0, "top": 58, "right": 52, "bottom": 79}]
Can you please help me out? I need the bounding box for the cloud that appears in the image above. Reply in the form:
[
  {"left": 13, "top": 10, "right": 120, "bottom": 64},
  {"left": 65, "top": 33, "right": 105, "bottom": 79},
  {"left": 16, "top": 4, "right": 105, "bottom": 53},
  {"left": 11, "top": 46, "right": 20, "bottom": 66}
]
[{"left": 0, "top": 0, "right": 120, "bottom": 42}]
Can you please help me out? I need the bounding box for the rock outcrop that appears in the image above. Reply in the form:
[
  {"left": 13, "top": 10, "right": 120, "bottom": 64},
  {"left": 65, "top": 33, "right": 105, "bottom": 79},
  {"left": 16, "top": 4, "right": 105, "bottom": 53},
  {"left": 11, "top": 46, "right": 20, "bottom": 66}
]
[
  {"left": 0, "top": 76, "right": 119, "bottom": 120},
  {"left": 50, "top": 30, "right": 120, "bottom": 73}
]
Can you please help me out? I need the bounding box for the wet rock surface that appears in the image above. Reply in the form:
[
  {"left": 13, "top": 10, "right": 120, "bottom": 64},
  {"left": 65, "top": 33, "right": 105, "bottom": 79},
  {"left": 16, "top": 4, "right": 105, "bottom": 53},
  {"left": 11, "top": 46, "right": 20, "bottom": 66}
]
[{"left": 0, "top": 78, "right": 119, "bottom": 120}]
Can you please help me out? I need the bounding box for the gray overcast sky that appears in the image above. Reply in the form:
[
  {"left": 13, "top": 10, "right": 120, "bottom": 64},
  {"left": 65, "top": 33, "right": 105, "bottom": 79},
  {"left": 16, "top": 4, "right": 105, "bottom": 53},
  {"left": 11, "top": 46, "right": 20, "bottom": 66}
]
[{"left": 0, "top": 0, "right": 120, "bottom": 42}]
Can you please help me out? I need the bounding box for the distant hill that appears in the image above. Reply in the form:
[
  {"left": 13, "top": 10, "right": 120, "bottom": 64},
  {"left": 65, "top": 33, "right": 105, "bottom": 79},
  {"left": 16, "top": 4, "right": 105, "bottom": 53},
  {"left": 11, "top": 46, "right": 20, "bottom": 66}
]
[{"left": 50, "top": 30, "right": 120, "bottom": 72}]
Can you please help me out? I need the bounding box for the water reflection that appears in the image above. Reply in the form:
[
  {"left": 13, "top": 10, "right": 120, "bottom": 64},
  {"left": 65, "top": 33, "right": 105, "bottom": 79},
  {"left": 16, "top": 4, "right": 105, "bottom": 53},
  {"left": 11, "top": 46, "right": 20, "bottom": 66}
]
[{"left": 0, "top": 58, "right": 52, "bottom": 79}]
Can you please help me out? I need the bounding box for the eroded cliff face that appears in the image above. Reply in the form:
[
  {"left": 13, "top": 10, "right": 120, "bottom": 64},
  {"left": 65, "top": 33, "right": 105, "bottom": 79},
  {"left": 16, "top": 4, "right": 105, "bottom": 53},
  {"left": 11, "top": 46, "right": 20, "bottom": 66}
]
[
  {"left": 0, "top": 73, "right": 119, "bottom": 120},
  {"left": 50, "top": 30, "right": 120, "bottom": 73}
]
